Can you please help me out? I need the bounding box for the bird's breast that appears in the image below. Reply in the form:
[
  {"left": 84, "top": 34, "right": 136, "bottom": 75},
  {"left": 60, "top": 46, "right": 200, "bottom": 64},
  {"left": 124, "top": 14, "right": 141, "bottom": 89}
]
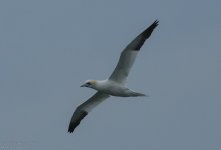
[{"left": 96, "top": 83, "right": 131, "bottom": 97}]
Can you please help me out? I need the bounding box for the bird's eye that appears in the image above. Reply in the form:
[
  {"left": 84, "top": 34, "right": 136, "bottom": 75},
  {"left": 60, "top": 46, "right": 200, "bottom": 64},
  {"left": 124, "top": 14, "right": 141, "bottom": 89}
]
[{"left": 86, "top": 82, "right": 91, "bottom": 85}]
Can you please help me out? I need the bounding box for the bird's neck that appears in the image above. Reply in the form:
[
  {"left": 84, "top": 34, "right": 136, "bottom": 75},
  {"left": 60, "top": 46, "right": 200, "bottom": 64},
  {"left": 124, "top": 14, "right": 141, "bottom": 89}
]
[{"left": 92, "top": 79, "right": 108, "bottom": 90}]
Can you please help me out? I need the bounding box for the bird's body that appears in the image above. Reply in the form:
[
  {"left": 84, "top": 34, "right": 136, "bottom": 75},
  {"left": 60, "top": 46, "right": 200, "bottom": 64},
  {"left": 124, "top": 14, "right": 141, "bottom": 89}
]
[
  {"left": 68, "top": 20, "right": 159, "bottom": 133},
  {"left": 85, "top": 79, "right": 146, "bottom": 97}
]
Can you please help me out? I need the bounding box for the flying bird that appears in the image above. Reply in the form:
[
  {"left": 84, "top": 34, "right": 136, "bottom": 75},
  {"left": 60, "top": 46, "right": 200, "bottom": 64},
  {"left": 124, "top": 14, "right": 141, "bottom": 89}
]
[{"left": 68, "top": 20, "right": 159, "bottom": 133}]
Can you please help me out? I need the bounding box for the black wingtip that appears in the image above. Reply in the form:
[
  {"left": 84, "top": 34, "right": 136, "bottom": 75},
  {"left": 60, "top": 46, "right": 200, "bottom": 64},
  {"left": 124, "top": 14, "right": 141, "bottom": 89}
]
[
  {"left": 148, "top": 19, "right": 159, "bottom": 31},
  {"left": 151, "top": 20, "right": 159, "bottom": 29},
  {"left": 153, "top": 20, "right": 159, "bottom": 26},
  {"left": 68, "top": 111, "right": 88, "bottom": 133},
  {"left": 126, "top": 19, "right": 159, "bottom": 51}
]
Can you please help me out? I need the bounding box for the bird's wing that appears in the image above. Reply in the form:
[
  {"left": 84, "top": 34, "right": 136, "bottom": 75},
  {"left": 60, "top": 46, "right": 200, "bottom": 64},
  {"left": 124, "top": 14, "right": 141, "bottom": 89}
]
[
  {"left": 68, "top": 92, "right": 110, "bottom": 133},
  {"left": 109, "top": 20, "right": 159, "bottom": 84}
]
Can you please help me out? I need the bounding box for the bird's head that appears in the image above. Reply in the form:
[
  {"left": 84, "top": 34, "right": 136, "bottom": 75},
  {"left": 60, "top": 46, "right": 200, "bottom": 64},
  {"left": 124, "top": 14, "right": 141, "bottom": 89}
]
[{"left": 80, "top": 80, "right": 97, "bottom": 88}]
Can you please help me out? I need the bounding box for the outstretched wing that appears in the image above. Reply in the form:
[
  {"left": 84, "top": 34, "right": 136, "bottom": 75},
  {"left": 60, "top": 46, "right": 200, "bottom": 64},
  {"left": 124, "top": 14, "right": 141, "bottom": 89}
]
[
  {"left": 68, "top": 92, "right": 110, "bottom": 133},
  {"left": 109, "top": 20, "right": 159, "bottom": 84}
]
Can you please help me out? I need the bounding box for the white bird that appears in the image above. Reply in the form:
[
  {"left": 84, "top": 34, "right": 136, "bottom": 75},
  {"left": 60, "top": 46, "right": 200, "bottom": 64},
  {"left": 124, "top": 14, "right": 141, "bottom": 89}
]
[{"left": 68, "top": 20, "right": 159, "bottom": 133}]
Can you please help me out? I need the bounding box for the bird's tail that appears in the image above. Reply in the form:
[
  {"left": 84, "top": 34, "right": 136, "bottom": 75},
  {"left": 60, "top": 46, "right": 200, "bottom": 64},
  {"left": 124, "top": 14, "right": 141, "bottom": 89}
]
[{"left": 131, "top": 91, "right": 148, "bottom": 97}]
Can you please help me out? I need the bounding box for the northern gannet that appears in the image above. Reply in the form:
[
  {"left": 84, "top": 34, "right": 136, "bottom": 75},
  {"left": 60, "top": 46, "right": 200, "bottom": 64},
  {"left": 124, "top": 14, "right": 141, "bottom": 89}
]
[{"left": 68, "top": 20, "right": 159, "bottom": 133}]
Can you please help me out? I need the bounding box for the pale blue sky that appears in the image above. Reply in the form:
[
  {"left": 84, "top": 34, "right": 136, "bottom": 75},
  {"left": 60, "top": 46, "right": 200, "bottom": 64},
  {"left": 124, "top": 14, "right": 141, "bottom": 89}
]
[{"left": 0, "top": 0, "right": 220, "bottom": 149}]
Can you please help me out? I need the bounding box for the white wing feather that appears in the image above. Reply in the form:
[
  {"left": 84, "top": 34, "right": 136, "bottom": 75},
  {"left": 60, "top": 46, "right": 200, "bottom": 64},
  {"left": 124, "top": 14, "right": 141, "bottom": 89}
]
[
  {"left": 68, "top": 92, "right": 110, "bottom": 133},
  {"left": 68, "top": 20, "right": 159, "bottom": 133},
  {"left": 109, "top": 20, "right": 159, "bottom": 84}
]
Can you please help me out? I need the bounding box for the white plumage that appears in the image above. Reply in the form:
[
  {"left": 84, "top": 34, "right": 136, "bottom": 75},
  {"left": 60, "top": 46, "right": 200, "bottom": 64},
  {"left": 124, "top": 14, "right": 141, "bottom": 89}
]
[{"left": 68, "top": 20, "right": 159, "bottom": 133}]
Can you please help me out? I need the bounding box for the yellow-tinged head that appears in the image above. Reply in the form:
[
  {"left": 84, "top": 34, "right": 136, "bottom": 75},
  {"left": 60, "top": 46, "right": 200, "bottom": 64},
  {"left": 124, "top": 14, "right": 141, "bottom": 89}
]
[{"left": 80, "top": 80, "right": 97, "bottom": 88}]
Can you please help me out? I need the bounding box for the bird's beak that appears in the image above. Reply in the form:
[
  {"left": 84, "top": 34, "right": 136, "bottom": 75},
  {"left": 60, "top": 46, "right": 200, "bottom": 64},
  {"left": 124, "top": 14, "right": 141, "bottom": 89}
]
[{"left": 80, "top": 83, "right": 87, "bottom": 87}]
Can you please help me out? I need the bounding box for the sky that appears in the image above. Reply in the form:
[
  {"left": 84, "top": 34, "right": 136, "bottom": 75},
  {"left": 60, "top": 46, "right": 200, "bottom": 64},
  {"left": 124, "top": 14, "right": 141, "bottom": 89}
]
[{"left": 0, "top": 0, "right": 220, "bottom": 149}]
